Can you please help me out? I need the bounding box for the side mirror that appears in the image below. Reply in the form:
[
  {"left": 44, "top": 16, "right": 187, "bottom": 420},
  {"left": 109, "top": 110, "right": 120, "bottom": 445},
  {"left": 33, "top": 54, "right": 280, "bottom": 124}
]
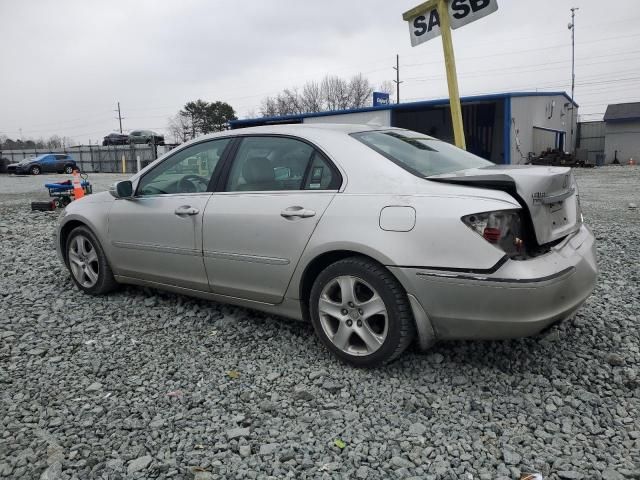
[{"left": 109, "top": 180, "right": 133, "bottom": 199}]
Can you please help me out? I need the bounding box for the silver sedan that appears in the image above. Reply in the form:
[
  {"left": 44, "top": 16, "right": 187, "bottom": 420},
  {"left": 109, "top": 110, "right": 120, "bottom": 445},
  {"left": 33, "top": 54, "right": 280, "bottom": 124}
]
[{"left": 56, "top": 124, "right": 597, "bottom": 367}]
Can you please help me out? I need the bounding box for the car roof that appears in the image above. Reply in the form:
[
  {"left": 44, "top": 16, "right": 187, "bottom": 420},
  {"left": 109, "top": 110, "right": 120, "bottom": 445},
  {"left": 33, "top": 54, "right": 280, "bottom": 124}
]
[
  {"left": 229, "top": 123, "right": 395, "bottom": 136},
  {"left": 186, "top": 123, "right": 406, "bottom": 145}
]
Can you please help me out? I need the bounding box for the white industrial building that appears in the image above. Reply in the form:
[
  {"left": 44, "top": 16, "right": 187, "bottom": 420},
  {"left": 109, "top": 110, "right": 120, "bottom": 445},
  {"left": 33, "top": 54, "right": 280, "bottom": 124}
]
[
  {"left": 603, "top": 102, "right": 640, "bottom": 164},
  {"left": 231, "top": 91, "right": 579, "bottom": 165}
]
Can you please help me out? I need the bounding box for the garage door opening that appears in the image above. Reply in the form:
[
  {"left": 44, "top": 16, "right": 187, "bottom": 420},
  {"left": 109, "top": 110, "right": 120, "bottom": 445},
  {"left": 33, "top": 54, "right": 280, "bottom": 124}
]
[{"left": 533, "top": 126, "right": 566, "bottom": 155}]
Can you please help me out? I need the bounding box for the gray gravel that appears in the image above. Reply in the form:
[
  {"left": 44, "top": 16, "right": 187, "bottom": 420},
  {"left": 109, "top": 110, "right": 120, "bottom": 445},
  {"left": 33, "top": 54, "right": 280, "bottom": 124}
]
[{"left": 0, "top": 168, "right": 639, "bottom": 479}]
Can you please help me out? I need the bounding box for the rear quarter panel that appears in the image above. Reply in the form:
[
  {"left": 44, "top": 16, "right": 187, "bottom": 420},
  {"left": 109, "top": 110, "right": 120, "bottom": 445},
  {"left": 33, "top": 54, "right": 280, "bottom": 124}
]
[{"left": 285, "top": 192, "right": 519, "bottom": 300}]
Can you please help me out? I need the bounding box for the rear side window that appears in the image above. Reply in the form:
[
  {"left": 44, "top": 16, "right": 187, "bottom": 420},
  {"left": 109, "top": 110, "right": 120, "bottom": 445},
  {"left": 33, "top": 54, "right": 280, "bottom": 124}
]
[
  {"left": 304, "top": 152, "right": 334, "bottom": 190},
  {"left": 225, "top": 136, "right": 340, "bottom": 192},
  {"left": 352, "top": 129, "right": 492, "bottom": 177}
]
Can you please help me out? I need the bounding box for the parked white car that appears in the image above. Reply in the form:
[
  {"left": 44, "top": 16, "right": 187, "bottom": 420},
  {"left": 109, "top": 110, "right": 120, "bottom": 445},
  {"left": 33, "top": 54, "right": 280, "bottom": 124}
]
[{"left": 56, "top": 124, "right": 597, "bottom": 366}]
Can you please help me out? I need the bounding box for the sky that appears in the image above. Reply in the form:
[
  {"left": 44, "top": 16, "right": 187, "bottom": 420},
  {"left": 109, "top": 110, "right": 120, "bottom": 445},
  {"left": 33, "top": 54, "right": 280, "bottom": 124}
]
[{"left": 1, "top": 0, "right": 639, "bottom": 144}]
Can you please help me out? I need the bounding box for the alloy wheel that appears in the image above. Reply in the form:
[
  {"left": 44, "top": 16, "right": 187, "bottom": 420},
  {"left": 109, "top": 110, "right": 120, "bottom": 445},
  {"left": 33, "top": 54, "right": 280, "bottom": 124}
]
[
  {"left": 318, "top": 275, "right": 388, "bottom": 356},
  {"left": 68, "top": 234, "right": 99, "bottom": 288}
]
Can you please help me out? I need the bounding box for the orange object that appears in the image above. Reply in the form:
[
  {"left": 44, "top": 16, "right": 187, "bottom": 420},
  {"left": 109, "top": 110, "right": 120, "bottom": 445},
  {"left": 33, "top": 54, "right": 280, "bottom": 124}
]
[{"left": 72, "top": 169, "right": 84, "bottom": 200}]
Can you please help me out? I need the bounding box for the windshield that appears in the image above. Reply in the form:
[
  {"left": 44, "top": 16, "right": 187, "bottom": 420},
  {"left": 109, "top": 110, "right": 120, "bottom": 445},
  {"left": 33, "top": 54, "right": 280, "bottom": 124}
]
[
  {"left": 20, "top": 155, "right": 44, "bottom": 163},
  {"left": 352, "top": 129, "right": 492, "bottom": 177}
]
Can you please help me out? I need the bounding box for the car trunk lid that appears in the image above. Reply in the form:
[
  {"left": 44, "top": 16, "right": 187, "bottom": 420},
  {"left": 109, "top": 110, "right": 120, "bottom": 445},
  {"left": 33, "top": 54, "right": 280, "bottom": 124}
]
[{"left": 429, "top": 165, "right": 581, "bottom": 245}]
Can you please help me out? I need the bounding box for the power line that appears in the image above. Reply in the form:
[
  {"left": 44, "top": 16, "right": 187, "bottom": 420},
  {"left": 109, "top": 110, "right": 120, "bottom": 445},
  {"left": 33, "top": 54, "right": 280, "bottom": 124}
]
[
  {"left": 404, "top": 51, "right": 640, "bottom": 82},
  {"left": 401, "top": 31, "right": 640, "bottom": 70}
]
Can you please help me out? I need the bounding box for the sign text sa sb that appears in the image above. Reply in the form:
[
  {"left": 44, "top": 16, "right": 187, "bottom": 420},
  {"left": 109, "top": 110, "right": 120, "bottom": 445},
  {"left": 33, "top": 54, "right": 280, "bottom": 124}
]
[{"left": 408, "top": 0, "right": 498, "bottom": 47}]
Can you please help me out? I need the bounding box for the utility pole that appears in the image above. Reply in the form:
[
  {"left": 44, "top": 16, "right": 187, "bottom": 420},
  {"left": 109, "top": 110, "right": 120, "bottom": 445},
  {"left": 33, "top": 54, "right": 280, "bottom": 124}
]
[
  {"left": 393, "top": 54, "right": 403, "bottom": 104},
  {"left": 115, "top": 102, "right": 124, "bottom": 134},
  {"left": 568, "top": 7, "right": 579, "bottom": 153}
]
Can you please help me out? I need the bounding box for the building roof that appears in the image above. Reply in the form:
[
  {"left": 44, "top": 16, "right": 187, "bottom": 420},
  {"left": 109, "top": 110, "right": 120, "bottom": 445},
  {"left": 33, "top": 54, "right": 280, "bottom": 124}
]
[
  {"left": 231, "top": 91, "right": 578, "bottom": 128},
  {"left": 603, "top": 102, "right": 640, "bottom": 123}
]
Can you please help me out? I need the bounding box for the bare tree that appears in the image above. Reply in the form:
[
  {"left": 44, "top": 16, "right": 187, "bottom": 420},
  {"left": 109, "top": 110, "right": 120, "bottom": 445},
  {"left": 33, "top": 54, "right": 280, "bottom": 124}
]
[
  {"left": 279, "top": 88, "right": 303, "bottom": 115},
  {"left": 260, "top": 96, "right": 279, "bottom": 117},
  {"left": 168, "top": 113, "right": 191, "bottom": 144},
  {"left": 258, "top": 73, "right": 378, "bottom": 117},
  {"left": 46, "top": 135, "right": 63, "bottom": 149},
  {"left": 301, "top": 81, "right": 323, "bottom": 112},
  {"left": 348, "top": 74, "right": 374, "bottom": 108},
  {"left": 60, "top": 136, "right": 75, "bottom": 148},
  {"left": 378, "top": 80, "right": 396, "bottom": 103},
  {"left": 321, "top": 75, "right": 350, "bottom": 111}
]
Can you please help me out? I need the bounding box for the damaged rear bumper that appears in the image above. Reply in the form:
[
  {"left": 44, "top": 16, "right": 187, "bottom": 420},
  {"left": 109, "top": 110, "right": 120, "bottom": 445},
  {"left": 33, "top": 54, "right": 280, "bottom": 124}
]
[{"left": 390, "top": 224, "right": 597, "bottom": 342}]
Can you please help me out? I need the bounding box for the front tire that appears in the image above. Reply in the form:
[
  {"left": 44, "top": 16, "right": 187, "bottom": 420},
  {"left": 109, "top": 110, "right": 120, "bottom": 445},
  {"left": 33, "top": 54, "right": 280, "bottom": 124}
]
[
  {"left": 66, "top": 226, "right": 117, "bottom": 295},
  {"left": 30, "top": 166, "right": 41, "bottom": 175},
  {"left": 309, "top": 256, "right": 415, "bottom": 367}
]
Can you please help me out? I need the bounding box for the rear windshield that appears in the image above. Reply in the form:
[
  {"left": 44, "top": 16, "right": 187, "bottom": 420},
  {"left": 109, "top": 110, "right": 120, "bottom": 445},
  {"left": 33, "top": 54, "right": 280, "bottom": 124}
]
[{"left": 351, "top": 129, "right": 492, "bottom": 177}]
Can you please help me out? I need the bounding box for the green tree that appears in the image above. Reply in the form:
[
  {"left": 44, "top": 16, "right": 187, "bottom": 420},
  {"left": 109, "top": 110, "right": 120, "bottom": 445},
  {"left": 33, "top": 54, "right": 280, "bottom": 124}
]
[{"left": 178, "top": 99, "right": 236, "bottom": 139}]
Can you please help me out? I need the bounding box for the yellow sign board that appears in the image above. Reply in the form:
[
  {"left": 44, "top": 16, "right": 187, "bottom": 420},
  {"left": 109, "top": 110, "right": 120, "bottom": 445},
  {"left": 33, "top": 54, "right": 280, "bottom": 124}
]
[{"left": 402, "top": 0, "right": 498, "bottom": 150}]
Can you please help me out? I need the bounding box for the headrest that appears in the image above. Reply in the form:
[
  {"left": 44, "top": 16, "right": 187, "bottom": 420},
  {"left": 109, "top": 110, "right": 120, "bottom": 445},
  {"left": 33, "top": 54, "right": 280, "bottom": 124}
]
[{"left": 242, "top": 156, "right": 273, "bottom": 184}]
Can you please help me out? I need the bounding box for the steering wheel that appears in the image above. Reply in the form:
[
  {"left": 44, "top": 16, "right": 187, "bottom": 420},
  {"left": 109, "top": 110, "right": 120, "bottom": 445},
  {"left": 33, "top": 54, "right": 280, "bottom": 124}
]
[{"left": 177, "top": 174, "right": 209, "bottom": 193}]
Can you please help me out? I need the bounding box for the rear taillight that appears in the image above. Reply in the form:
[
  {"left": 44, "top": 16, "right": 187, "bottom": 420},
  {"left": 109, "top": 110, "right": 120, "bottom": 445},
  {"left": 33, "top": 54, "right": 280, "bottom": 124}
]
[
  {"left": 482, "top": 227, "right": 501, "bottom": 243},
  {"left": 462, "top": 210, "right": 525, "bottom": 257}
]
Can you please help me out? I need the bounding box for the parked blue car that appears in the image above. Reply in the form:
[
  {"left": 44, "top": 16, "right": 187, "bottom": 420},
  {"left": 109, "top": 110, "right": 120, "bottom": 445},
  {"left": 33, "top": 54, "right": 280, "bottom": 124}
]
[{"left": 7, "top": 154, "right": 77, "bottom": 175}]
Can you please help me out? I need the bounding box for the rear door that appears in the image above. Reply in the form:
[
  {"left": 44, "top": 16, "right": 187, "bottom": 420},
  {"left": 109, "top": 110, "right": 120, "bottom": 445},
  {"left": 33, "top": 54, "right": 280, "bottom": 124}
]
[
  {"left": 41, "top": 155, "right": 57, "bottom": 173},
  {"left": 108, "top": 137, "right": 232, "bottom": 290},
  {"left": 129, "top": 131, "right": 141, "bottom": 144},
  {"left": 54, "top": 154, "right": 67, "bottom": 171},
  {"left": 202, "top": 135, "right": 341, "bottom": 304}
]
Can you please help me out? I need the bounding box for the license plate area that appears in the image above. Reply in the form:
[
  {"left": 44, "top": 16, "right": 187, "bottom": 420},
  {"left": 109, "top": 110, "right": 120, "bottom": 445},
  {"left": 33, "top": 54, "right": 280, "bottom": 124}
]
[
  {"left": 549, "top": 202, "right": 568, "bottom": 227},
  {"left": 549, "top": 201, "right": 563, "bottom": 213}
]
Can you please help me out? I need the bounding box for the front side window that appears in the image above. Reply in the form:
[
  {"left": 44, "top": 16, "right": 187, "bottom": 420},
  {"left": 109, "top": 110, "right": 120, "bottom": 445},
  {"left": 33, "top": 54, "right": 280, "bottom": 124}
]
[
  {"left": 137, "top": 138, "right": 231, "bottom": 196},
  {"left": 352, "top": 129, "right": 492, "bottom": 177},
  {"left": 226, "top": 136, "right": 339, "bottom": 192}
]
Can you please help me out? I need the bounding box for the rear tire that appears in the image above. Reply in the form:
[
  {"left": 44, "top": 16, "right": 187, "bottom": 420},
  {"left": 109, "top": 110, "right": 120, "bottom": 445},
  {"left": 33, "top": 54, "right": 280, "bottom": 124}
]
[
  {"left": 66, "top": 226, "right": 117, "bottom": 295},
  {"left": 309, "top": 256, "right": 415, "bottom": 367},
  {"left": 64, "top": 165, "right": 74, "bottom": 174}
]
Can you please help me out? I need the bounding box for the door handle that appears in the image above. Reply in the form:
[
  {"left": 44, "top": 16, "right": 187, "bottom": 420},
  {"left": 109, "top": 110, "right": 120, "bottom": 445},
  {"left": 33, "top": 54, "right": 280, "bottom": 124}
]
[
  {"left": 174, "top": 205, "right": 199, "bottom": 216},
  {"left": 281, "top": 206, "right": 316, "bottom": 218}
]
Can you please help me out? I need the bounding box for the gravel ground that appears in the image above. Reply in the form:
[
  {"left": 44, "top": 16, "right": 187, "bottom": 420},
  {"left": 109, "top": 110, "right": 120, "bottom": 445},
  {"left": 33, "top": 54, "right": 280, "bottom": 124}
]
[{"left": 0, "top": 168, "right": 638, "bottom": 480}]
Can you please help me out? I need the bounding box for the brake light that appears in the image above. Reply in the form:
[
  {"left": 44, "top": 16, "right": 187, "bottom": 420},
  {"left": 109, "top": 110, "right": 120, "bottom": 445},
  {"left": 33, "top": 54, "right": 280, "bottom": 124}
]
[
  {"left": 462, "top": 210, "right": 525, "bottom": 257},
  {"left": 482, "top": 227, "right": 501, "bottom": 243}
]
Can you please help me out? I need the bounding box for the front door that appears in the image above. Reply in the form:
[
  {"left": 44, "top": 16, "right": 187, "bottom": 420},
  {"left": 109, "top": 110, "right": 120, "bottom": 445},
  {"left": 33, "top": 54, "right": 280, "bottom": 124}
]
[
  {"left": 108, "top": 137, "right": 232, "bottom": 290},
  {"left": 203, "top": 135, "right": 342, "bottom": 304}
]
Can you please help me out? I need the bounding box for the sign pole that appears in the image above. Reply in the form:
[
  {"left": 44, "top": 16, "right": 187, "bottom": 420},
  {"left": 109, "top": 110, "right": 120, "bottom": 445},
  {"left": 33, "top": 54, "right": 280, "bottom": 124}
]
[
  {"left": 437, "top": 0, "right": 466, "bottom": 150},
  {"left": 403, "top": 0, "right": 498, "bottom": 150}
]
